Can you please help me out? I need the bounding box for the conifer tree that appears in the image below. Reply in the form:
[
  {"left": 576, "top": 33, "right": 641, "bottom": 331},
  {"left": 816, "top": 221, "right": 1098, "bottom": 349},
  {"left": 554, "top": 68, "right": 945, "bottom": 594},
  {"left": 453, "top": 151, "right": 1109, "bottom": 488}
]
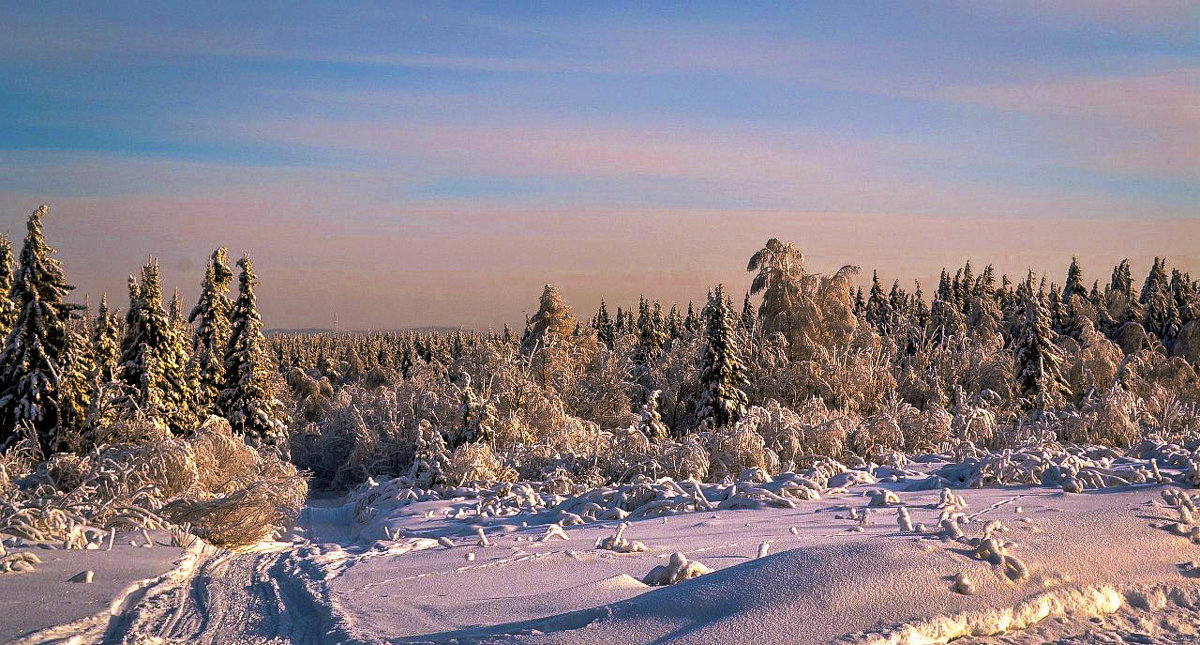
[
  {"left": 59, "top": 321, "right": 96, "bottom": 439},
  {"left": 0, "top": 206, "right": 80, "bottom": 452},
  {"left": 1141, "top": 257, "right": 1176, "bottom": 340},
  {"left": 1063, "top": 256, "right": 1085, "bottom": 302},
  {"left": 638, "top": 389, "right": 669, "bottom": 441},
  {"left": 1109, "top": 259, "right": 1142, "bottom": 325},
  {"left": 0, "top": 235, "right": 16, "bottom": 338},
  {"left": 221, "top": 256, "right": 289, "bottom": 450},
  {"left": 594, "top": 299, "right": 615, "bottom": 349},
  {"left": 740, "top": 292, "right": 755, "bottom": 331},
  {"left": 120, "top": 259, "right": 194, "bottom": 430},
  {"left": 1014, "top": 277, "right": 1069, "bottom": 409},
  {"left": 684, "top": 301, "right": 698, "bottom": 333},
  {"left": 667, "top": 304, "right": 682, "bottom": 338},
  {"left": 189, "top": 248, "right": 234, "bottom": 413},
  {"left": 975, "top": 264, "right": 997, "bottom": 302},
  {"left": 912, "top": 281, "right": 929, "bottom": 329},
  {"left": 865, "top": 270, "right": 891, "bottom": 334},
  {"left": 92, "top": 294, "right": 120, "bottom": 384},
  {"left": 1170, "top": 269, "right": 1197, "bottom": 327},
  {"left": 696, "top": 285, "right": 748, "bottom": 429}
]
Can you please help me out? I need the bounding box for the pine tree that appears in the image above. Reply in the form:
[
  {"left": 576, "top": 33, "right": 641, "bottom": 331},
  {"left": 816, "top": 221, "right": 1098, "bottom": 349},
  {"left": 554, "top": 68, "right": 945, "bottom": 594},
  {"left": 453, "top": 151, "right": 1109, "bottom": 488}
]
[
  {"left": 120, "top": 259, "right": 194, "bottom": 430},
  {"left": 221, "top": 256, "right": 290, "bottom": 451},
  {"left": 1141, "top": 257, "right": 1176, "bottom": 341},
  {"left": 696, "top": 285, "right": 748, "bottom": 429},
  {"left": 1109, "top": 259, "right": 1142, "bottom": 325},
  {"left": 58, "top": 320, "right": 96, "bottom": 440},
  {"left": 638, "top": 389, "right": 669, "bottom": 441},
  {"left": 684, "top": 301, "right": 698, "bottom": 333},
  {"left": 0, "top": 235, "right": 16, "bottom": 338},
  {"left": 667, "top": 304, "right": 682, "bottom": 338},
  {"left": 865, "top": 270, "right": 891, "bottom": 334},
  {"left": 1063, "top": 256, "right": 1085, "bottom": 302},
  {"left": 637, "top": 297, "right": 667, "bottom": 355},
  {"left": 0, "top": 206, "right": 81, "bottom": 452},
  {"left": 594, "top": 299, "right": 615, "bottom": 349},
  {"left": 975, "top": 264, "right": 997, "bottom": 302},
  {"left": 1013, "top": 278, "right": 1069, "bottom": 409},
  {"left": 1171, "top": 269, "right": 1197, "bottom": 327},
  {"left": 92, "top": 294, "right": 120, "bottom": 384},
  {"left": 188, "top": 248, "right": 234, "bottom": 413},
  {"left": 740, "top": 292, "right": 755, "bottom": 331}
]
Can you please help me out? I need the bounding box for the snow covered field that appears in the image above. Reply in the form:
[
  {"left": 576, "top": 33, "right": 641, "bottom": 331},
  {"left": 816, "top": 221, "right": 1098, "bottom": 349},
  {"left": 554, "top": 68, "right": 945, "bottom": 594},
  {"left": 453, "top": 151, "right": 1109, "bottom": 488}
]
[{"left": 7, "top": 448, "right": 1200, "bottom": 644}]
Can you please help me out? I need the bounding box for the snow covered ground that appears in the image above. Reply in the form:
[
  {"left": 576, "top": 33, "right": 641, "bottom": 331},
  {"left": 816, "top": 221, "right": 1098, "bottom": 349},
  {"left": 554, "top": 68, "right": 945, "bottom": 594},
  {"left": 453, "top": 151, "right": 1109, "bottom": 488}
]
[{"left": 6, "top": 451, "right": 1200, "bottom": 644}]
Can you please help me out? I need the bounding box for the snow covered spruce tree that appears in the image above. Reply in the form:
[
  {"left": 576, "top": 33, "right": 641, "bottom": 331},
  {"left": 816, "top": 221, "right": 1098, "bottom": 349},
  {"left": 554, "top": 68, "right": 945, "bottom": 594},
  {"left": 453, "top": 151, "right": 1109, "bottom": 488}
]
[
  {"left": 1141, "top": 257, "right": 1178, "bottom": 342},
  {"left": 120, "top": 259, "right": 195, "bottom": 430},
  {"left": 593, "top": 299, "right": 615, "bottom": 349},
  {"left": 1013, "top": 274, "right": 1069, "bottom": 409},
  {"left": 0, "top": 235, "right": 17, "bottom": 339},
  {"left": 189, "top": 247, "right": 234, "bottom": 413},
  {"left": 92, "top": 294, "right": 120, "bottom": 384},
  {"left": 638, "top": 389, "right": 669, "bottom": 441},
  {"left": 0, "top": 206, "right": 81, "bottom": 452},
  {"left": 58, "top": 318, "right": 97, "bottom": 441},
  {"left": 220, "top": 255, "right": 290, "bottom": 452},
  {"left": 696, "top": 284, "right": 749, "bottom": 429}
]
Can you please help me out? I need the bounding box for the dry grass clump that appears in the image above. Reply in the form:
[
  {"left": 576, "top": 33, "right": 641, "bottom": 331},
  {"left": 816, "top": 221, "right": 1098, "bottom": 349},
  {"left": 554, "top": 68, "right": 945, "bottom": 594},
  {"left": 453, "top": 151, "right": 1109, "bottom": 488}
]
[{"left": 0, "top": 415, "right": 307, "bottom": 549}]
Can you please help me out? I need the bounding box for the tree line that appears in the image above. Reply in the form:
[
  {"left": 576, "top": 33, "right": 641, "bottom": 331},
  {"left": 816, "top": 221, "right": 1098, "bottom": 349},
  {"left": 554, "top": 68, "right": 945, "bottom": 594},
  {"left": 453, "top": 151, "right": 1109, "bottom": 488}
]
[{"left": 0, "top": 205, "right": 288, "bottom": 455}]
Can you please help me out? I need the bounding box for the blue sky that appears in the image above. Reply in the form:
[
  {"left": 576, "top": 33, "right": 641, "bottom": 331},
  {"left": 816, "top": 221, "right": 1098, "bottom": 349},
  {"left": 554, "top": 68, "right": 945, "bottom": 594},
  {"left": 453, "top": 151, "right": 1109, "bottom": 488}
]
[{"left": 0, "top": 1, "right": 1196, "bottom": 328}]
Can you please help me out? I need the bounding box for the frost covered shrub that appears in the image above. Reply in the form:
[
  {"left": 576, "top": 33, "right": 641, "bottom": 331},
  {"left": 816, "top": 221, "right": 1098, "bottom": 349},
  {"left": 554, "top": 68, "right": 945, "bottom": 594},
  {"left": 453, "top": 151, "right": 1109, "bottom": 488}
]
[
  {"left": 447, "top": 442, "right": 515, "bottom": 485},
  {"left": 1, "top": 416, "right": 306, "bottom": 548},
  {"left": 704, "top": 421, "right": 780, "bottom": 482},
  {"left": 656, "top": 436, "right": 710, "bottom": 481},
  {"left": 1060, "top": 387, "right": 1141, "bottom": 447}
]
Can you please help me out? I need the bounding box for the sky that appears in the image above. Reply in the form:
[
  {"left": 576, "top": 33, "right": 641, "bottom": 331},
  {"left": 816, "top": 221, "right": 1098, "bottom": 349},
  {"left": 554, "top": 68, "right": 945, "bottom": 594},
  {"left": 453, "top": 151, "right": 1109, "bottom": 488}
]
[{"left": 0, "top": 1, "right": 1197, "bottom": 330}]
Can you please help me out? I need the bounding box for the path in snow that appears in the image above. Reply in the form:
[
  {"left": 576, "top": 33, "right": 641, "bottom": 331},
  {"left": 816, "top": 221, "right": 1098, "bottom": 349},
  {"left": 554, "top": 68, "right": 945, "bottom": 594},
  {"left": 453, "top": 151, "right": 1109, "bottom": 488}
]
[{"left": 10, "top": 478, "right": 1200, "bottom": 644}]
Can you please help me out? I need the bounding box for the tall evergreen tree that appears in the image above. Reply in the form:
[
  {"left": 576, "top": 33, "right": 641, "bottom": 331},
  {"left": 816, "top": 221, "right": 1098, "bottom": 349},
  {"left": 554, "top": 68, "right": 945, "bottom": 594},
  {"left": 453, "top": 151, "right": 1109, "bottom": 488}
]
[
  {"left": 59, "top": 320, "right": 96, "bottom": 440},
  {"left": 221, "top": 256, "right": 290, "bottom": 450},
  {"left": 740, "top": 292, "right": 755, "bottom": 331},
  {"left": 1109, "top": 259, "right": 1142, "bottom": 325},
  {"left": 696, "top": 285, "right": 748, "bottom": 429},
  {"left": 1170, "top": 269, "right": 1197, "bottom": 327},
  {"left": 594, "top": 299, "right": 615, "bottom": 349},
  {"left": 0, "top": 235, "right": 16, "bottom": 338},
  {"left": 1140, "top": 257, "right": 1176, "bottom": 340},
  {"left": 189, "top": 248, "right": 234, "bottom": 413},
  {"left": 92, "top": 294, "right": 120, "bottom": 384},
  {"left": 1063, "top": 256, "right": 1085, "bottom": 302},
  {"left": 0, "top": 206, "right": 80, "bottom": 452},
  {"left": 865, "top": 270, "right": 891, "bottom": 334},
  {"left": 667, "top": 304, "right": 682, "bottom": 338},
  {"left": 120, "top": 259, "right": 194, "bottom": 430},
  {"left": 684, "top": 301, "right": 698, "bottom": 333},
  {"left": 1013, "top": 278, "right": 1069, "bottom": 409}
]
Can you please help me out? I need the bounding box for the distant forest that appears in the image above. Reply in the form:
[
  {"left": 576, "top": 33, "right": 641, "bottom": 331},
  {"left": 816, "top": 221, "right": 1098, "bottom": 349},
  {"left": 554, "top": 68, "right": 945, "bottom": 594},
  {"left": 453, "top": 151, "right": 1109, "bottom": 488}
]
[{"left": 1, "top": 205, "right": 1198, "bottom": 492}]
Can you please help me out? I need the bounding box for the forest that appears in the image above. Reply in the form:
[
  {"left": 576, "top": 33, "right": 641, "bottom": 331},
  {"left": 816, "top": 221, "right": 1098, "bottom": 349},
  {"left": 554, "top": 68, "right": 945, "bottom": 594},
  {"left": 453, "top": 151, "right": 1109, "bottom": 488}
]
[{"left": 0, "top": 204, "right": 1197, "bottom": 555}]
